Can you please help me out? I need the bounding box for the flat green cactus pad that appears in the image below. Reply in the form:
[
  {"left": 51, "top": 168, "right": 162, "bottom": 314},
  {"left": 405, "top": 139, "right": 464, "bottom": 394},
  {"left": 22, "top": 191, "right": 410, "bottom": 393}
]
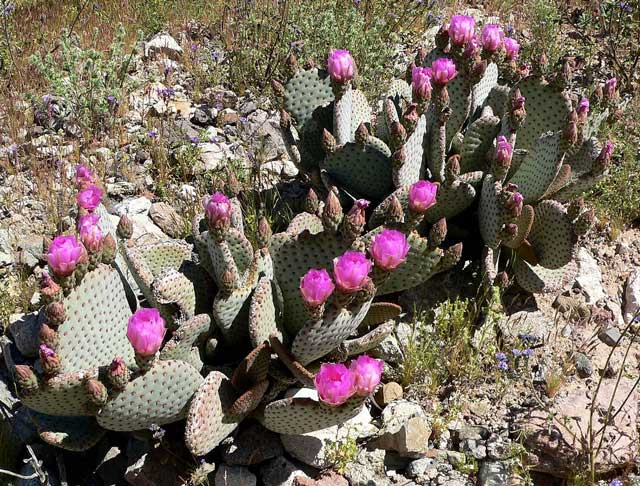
[
  {"left": 97, "top": 360, "right": 203, "bottom": 431},
  {"left": 504, "top": 204, "right": 535, "bottom": 250},
  {"left": 160, "top": 314, "right": 210, "bottom": 367},
  {"left": 361, "top": 302, "right": 402, "bottom": 327},
  {"left": 478, "top": 174, "right": 503, "bottom": 249},
  {"left": 292, "top": 301, "right": 372, "bottom": 365},
  {"left": 528, "top": 200, "right": 574, "bottom": 269},
  {"left": 542, "top": 164, "right": 572, "bottom": 199},
  {"left": 565, "top": 137, "right": 601, "bottom": 179},
  {"left": 368, "top": 186, "right": 410, "bottom": 229},
  {"left": 323, "top": 137, "right": 393, "bottom": 200},
  {"left": 231, "top": 342, "right": 271, "bottom": 391},
  {"left": 262, "top": 395, "right": 365, "bottom": 435},
  {"left": 284, "top": 68, "right": 333, "bottom": 129},
  {"left": 514, "top": 258, "right": 577, "bottom": 294},
  {"left": 95, "top": 204, "right": 117, "bottom": 247},
  {"left": 553, "top": 173, "right": 606, "bottom": 203},
  {"left": 342, "top": 320, "right": 395, "bottom": 357},
  {"left": 460, "top": 111, "right": 500, "bottom": 173},
  {"left": 29, "top": 411, "right": 106, "bottom": 451},
  {"left": 471, "top": 62, "right": 499, "bottom": 115},
  {"left": 425, "top": 180, "right": 476, "bottom": 223},
  {"left": 185, "top": 371, "right": 240, "bottom": 456},
  {"left": 393, "top": 115, "right": 428, "bottom": 187},
  {"left": 516, "top": 78, "right": 572, "bottom": 152},
  {"left": 484, "top": 84, "right": 510, "bottom": 119},
  {"left": 20, "top": 369, "right": 98, "bottom": 416},
  {"left": 248, "top": 277, "right": 282, "bottom": 347},
  {"left": 58, "top": 264, "right": 134, "bottom": 373},
  {"left": 152, "top": 268, "right": 197, "bottom": 319},
  {"left": 205, "top": 228, "right": 254, "bottom": 287},
  {"left": 212, "top": 272, "right": 257, "bottom": 344},
  {"left": 508, "top": 131, "right": 563, "bottom": 204},
  {"left": 285, "top": 213, "right": 323, "bottom": 237}
]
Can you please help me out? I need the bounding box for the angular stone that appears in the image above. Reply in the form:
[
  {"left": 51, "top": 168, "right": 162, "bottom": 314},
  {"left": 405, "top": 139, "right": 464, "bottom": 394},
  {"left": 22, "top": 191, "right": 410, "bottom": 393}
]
[
  {"left": 293, "top": 471, "right": 349, "bottom": 486},
  {"left": 370, "top": 400, "right": 431, "bottom": 457},
  {"left": 598, "top": 327, "right": 622, "bottom": 347},
  {"left": 575, "top": 248, "right": 605, "bottom": 304},
  {"left": 125, "top": 447, "right": 181, "bottom": 486},
  {"left": 260, "top": 456, "right": 309, "bottom": 486},
  {"left": 214, "top": 465, "right": 256, "bottom": 486},
  {"left": 371, "top": 335, "right": 404, "bottom": 364},
  {"left": 145, "top": 34, "right": 183, "bottom": 60},
  {"left": 574, "top": 352, "right": 593, "bottom": 378},
  {"left": 0, "top": 228, "right": 13, "bottom": 266},
  {"left": 478, "top": 461, "right": 510, "bottom": 486},
  {"left": 343, "top": 448, "right": 389, "bottom": 486},
  {"left": 8, "top": 311, "right": 42, "bottom": 358},
  {"left": 624, "top": 268, "right": 640, "bottom": 323},
  {"left": 221, "top": 421, "right": 283, "bottom": 466},
  {"left": 200, "top": 142, "right": 233, "bottom": 171},
  {"left": 406, "top": 457, "right": 436, "bottom": 479},
  {"left": 374, "top": 382, "right": 403, "bottom": 406},
  {"left": 149, "top": 202, "right": 184, "bottom": 239}
]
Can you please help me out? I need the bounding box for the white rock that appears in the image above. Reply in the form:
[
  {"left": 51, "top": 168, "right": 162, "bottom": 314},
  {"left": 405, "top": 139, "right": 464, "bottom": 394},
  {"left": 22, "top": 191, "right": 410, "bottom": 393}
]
[
  {"left": 115, "top": 197, "right": 152, "bottom": 216},
  {"left": 624, "top": 268, "right": 640, "bottom": 323},
  {"left": 200, "top": 142, "right": 233, "bottom": 171},
  {"left": 575, "top": 248, "right": 605, "bottom": 304},
  {"left": 144, "top": 34, "right": 183, "bottom": 60},
  {"left": 0, "top": 228, "right": 13, "bottom": 266}
]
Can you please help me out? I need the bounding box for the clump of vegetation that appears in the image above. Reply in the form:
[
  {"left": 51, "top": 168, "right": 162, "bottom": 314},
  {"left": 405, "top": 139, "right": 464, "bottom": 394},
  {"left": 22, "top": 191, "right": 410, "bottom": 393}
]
[{"left": 325, "top": 433, "right": 359, "bottom": 475}]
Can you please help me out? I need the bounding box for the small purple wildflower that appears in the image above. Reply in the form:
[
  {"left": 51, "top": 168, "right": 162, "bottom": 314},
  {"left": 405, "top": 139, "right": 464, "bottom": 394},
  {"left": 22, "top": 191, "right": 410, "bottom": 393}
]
[
  {"left": 215, "top": 102, "right": 224, "bottom": 111},
  {"left": 212, "top": 51, "right": 222, "bottom": 59},
  {"left": 189, "top": 135, "right": 200, "bottom": 144},
  {"left": 498, "top": 361, "right": 508, "bottom": 371},
  {"left": 522, "top": 349, "right": 534, "bottom": 358},
  {"left": 2, "top": 3, "right": 14, "bottom": 16},
  {"left": 147, "top": 130, "right": 158, "bottom": 138},
  {"left": 239, "top": 116, "right": 248, "bottom": 124},
  {"left": 505, "top": 25, "right": 515, "bottom": 36},
  {"left": 512, "top": 349, "right": 521, "bottom": 357},
  {"left": 609, "top": 480, "right": 623, "bottom": 486},
  {"left": 620, "top": 2, "right": 633, "bottom": 13},
  {"left": 158, "top": 87, "right": 175, "bottom": 99},
  {"left": 495, "top": 352, "right": 507, "bottom": 361},
  {"left": 190, "top": 43, "right": 199, "bottom": 52},
  {"left": 163, "top": 65, "right": 171, "bottom": 75},
  {"left": 208, "top": 135, "right": 218, "bottom": 143}
]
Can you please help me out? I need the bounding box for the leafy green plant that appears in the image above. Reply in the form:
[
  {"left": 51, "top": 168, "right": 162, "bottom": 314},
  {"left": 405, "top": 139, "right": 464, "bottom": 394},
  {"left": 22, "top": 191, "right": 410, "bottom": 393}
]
[{"left": 325, "top": 433, "right": 359, "bottom": 475}]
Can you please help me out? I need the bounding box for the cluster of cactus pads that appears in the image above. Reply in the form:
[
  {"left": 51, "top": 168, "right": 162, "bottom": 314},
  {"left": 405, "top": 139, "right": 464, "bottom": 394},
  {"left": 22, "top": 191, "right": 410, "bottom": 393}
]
[
  {"left": 6, "top": 144, "right": 460, "bottom": 455},
  {"left": 274, "top": 15, "right": 620, "bottom": 293}
]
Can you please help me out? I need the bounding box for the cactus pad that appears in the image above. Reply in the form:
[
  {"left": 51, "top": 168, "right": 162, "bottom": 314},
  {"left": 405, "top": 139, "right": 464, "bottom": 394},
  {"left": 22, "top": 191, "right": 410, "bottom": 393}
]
[
  {"left": 29, "top": 411, "right": 106, "bottom": 451},
  {"left": 478, "top": 175, "right": 503, "bottom": 249},
  {"left": 565, "top": 137, "right": 601, "bottom": 179},
  {"left": 20, "top": 369, "right": 98, "bottom": 416},
  {"left": 284, "top": 68, "right": 333, "bottom": 129},
  {"left": 361, "top": 302, "right": 402, "bottom": 327},
  {"left": 393, "top": 115, "right": 428, "bottom": 187},
  {"left": 504, "top": 204, "right": 535, "bottom": 249},
  {"left": 528, "top": 200, "right": 574, "bottom": 269},
  {"left": 160, "top": 314, "right": 210, "bottom": 366},
  {"left": 514, "top": 258, "right": 577, "bottom": 294},
  {"left": 425, "top": 180, "right": 476, "bottom": 223},
  {"left": 460, "top": 111, "right": 500, "bottom": 173},
  {"left": 285, "top": 213, "right": 323, "bottom": 237},
  {"left": 341, "top": 320, "right": 395, "bottom": 357},
  {"left": 248, "top": 277, "right": 282, "bottom": 347}
]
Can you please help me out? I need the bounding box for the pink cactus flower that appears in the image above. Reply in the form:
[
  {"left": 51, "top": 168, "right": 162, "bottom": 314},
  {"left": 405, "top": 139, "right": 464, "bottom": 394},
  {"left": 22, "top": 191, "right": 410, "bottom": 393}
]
[
  {"left": 79, "top": 218, "right": 103, "bottom": 253},
  {"left": 350, "top": 355, "right": 384, "bottom": 396},
  {"left": 504, "top": 37, "right": 520, "bottom": 60},
  {"left": 327, "top": 49, "right": 355, "bottom": 84},
  {"left": 300, "top": 268, "right": 335, "bottom": 306},
  {"left": 496, "top": 136, "right": 513, "bottom": 166},
  {"left": 370, "top": 229, "right": 410, "bottom": 271},
  {"left": 77, "top": 184, "right": 103, "bottom": 211},
  {"left": 205, "top": 192, "right": 231, "bottom": 230},
  {"left": 408, "top": 180, "right": 438, "bottom": 213},
  {"left": 333, "top": 250, "right": 372, "bottom": 293},
  {"left": 604, "top": 78, "right": 617, "bottom": 98},
  {"left": 47, "top": 235, "right": 84, "bottom": 277},
  {"left": 411, "top": 66, "right": 433, "bottom": 101},
  {"left": 314, "top": 362, "right": 356, "bottom": 406},
  {"left": 39, "top": 344, "right": 56, "bottom": 358},
  {"left": 481, "top": 24, "right": 504, "bottom": 53},
  {"left": 463, "top": 35, "right": 479, "bottom": 58},
  {"left": 126, "top": 308, "right": 167, "bottom": 356},
  {"left": 75, "top": 164, "right": 95, "bottom": 187},
  {"left": 431, "top": 57, "right": 457, "bottom": 87},
  {"left": 77, "top": 213, "right": 100, "bottom": 233},
  {"left": 448, "top": 15, "right": 476, "bottom": 47},
  {"left": 577, "top": 97, "right": 590, "bottom": 120}
]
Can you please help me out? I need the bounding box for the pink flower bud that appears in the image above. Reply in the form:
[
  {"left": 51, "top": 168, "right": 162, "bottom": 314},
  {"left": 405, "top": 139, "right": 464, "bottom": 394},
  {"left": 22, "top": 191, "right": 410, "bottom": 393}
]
[
  {"left": 504, "top": 37, "right": 520, "bottom": 60},
  {"left": 77, "top": 213, "right": 100, "bottom": 233},
  {"left": 126, "top": 308, "right": 167, "bottom": 356},
  {"left": 408, "top": 180, "right": 438, "bottom": 213},
  {"left": 599, "top": 140, "right": 614, "bottom": 163},
  {"left": 496, "top": 135, "right": 513, "bottom": 167},
  {"left": 411, "top": 67, "right": 433, "bottom": 101},
  {"left": 513, "top": 95, "right": 526, "bottom": 110},
  {"left": 350, "top": 355, "right": 384, "bottom": 396},
  {"left": 577, "top": 97, "right": 590, "bottom": 121},
  {"left": 300, "top": 269, "right": 335, "bottom": 307},
  {"left": 77, "top": 184, "right": 103, "bottom": 211},
  {"left": 604, "top": 78, "right": 617, "bottom": 98},
  {"left": 481, "top": 24, "right": 504, "bottom": 53},
  {"left": 430, "top": 58, "right": 457, "bottom": 86},
  {"left": 314, "top": 362, "right": 356, "bottom": 406},
  {"left": 448, "top": 15, "right": 476, "bottom": 47},
  {"left": 47, "top": 235, "right": 84, "bottom": 277},
  {"left": 79, "top": 218, "right": 103, "bottom": 253},
  {"left": 205, "top": 192, "right": 231, "bottom": 230},
  {"left": 463, "top": 35, "right": 479, "bottom": 58},
  {"left": 76, "top": 164, "right": 95, "bottom": 188},
  {"left": 333, "top": 250, "right": 372, "bottom": 294},
  {"left": 370, "top": 229, "right": 410, "bottom": 271},
  {"left": 327, "top": 49, "right": 355, "bottom": 84}
]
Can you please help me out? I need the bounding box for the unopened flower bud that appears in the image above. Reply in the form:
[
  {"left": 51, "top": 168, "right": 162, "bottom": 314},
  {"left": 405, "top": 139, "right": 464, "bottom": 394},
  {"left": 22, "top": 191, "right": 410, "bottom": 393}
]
[
  {"left": 445, "top": 155, "right": 460, "bottom": 182},
  {"left": 107, "top": 357, "right": 130, "bottom": 391},
  {"left": 271, "top": 79, "right": 285, "bottom": 98},
  {"left": 604, "top": 77, "right": 617, "bottom": 99},
  {"left": 594, "top": 140, "right": 613, "bottom": 173},
  {"left": 441, "top": 242, "right": 463, "bottom": 268},
  {"left": 403, "top": 103, "right": 419, "bottom": 131},
  {"left": 505, "top": 192, "right": 524, "bottom": 218},
  {"left": 321, "top": 128, "right": 337, "bottom": 154},
  {"left": 575, "top": 209, "right": 595, "bottom": 236},
  {"left": 85, "top": 379, "right": 108, "bottom": 406},
  {"left": 39, "top": 323, "right": 59, "bottom": 348},
  {"left": 39, "top": 344, "right": 60, "bottom": 376},
  {"left": 428, "top": 218, "right": 447, "bottom": 248},
  {"left": 322, "top": 190, "right": 343, "bottom": 232},
  {"left": 226, "top": 172, "right": 241, "bottom": 198},
  {"left": 101, "top": 233, "right": 116, "bottom": 264},
  {"left": 342, "top": 199, "right": 369, "bottom": 240},
  {"left": 45, "top": 301, "right": 65, "bottom": 326},
  {"left": 220, "top": 268, "right": 238, "bottom": 293},
  {"left": 392, "top": 147, "right": 406, "bottom": 168},
  {"left": 40, "top": 272, "right": 62, "bottom": 303},
  {"left": 563, "top": 120, "right": 578, "bottom": 145},
  {"left": 286, "top": 52, "right": 299, "bottom": 75},
  {"left": 355, "top": 123, "right": 369, "bottom": 145},
  {"left": 15, "top": 365, "right": 38, "bottom": 393},
  {"left": 117, "top": 214, "right": 133, "bottom": 239},
  {"left": 576, "top": 97, "right": 590, "bottom": 122},
  {"left": 279, "top": 109, "right": 291, "bottom": 130},
  {"left": 389, "top": 121, "right": 407, "bottom": 149},
  {"left": 257, "top": 217, "right": 272, "bottom": 248},
  {"left": 304, "top": 188, "right": 320, "bottom": 214}
]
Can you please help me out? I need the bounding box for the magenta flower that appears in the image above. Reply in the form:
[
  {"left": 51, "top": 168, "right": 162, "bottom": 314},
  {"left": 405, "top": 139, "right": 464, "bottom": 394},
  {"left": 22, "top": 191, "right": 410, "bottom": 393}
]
[
  {"left": 333, "top": 250, "right": 372, "bottom": 293},
  {"left": 448, "top": 15, "right": 476, "bottom": 47},
  {"left": 127, "top": 308, "right": 167, "bottom": 356},
  {"left": 350, "top": 355, "right": 384, "bottom": 396},
  {"left": 600, "top": 140, "right": 614, "bottom": 161},
  {"left": 577, "top": 97, "right": 590, "bottom": 120},
  {"left": 430, "top": 58, "right": 457, "bottom": 86},
  {"left": 411, "top": 66, "right": 432, "bottom": 101},
  {"left": 77, "top": 213, "right": 100, "bottom": 233},
  {"left": 75, "top": 164, "right": 94, "bottom": 187},
  {"left": 408, "top": 180, "right": 438, "bottom": 213},
  {"left": 327, "top": 49, "right": 355, "bottom": 84},
  {"left": 47, "top": 235, "right": 84, "bottom": 277},
  {"left": 205, "top": 192, "right": 231, "bottom": 230},
  {"left": 463, "top": 35, "right": 479, "bottom": 58},
  {"left": 496, "top": 136, "right": 513, "bottom": 166},
  {"left": 300, "top": 268, "right": 335, "bottom": 306},
  {"left": 481, "top": 24, "right": 504, "bottom": 53},
  {"left": 370, "top": 229, "right": 410, "bottom": 271},
  {"left": 314, "top": 362, "right": 356, "bottom": 406},
  {"left": 504, "top": 37, "right": 520, "bottom": 60},
  {"left": 79, "top": 218, "right": 103, "bottom": 253},
  {"left": 604, "top": 78, "right": 617, "bottom": 98},
  {"left": 39, "top": 344, "right": 55, "bottom": 358},
  {"left": 77, "top": 184, "right": 103, "bottom": 211}
]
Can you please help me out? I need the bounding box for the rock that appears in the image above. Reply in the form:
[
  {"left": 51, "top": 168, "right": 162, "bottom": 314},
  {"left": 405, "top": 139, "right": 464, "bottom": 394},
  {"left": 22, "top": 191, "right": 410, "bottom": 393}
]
[
  {"left": 8, "top": 312, "right": 42, "bottom": 358},
  {"left": 293, "top": 471, "right": 348, "bottom": 486},
  {"left": 214, "top": 465, "right": 256, "bottom": 486},
  {"left": 461, "top": 439, "right": 487, "bottom": 460},
  {"left": 221, "top": 421, "right": 283, "bottom": 466},
  {"left": 116, "top": 197, "right": 152, "bottom": 216},
  {"left": 94, "top": 147, "right": 112, "bottom": 162},
  {"left": 240, "top": 110, "right": 288, "bottom": 161},
  {"left": 343, "top": 448, "right": 389, "bottom": 486},
  {"left": 575, "top": 248, "right": 605, "bottom": 304},
  {"left": 200, "top": 142, "right": 233, "bottom": 171},
  {"left": 497, "top": 310, "right": 550, "bottom": 342},
  {"left": 191, "top": 106, "right": 215, "bottom": 126},
  {"left": 0, "top": 228, "right": 14, "bottom": 266},
  {"left": 598, "top": 327, "right": 622, "bottom": 347},
  {"left": 95, "top": 446, "right": 127, "bottom": 485},
  {"left": 125, "top": 447, "right": 181, "bottom": 486},
  {"left": 238, "top": 99, "right": 258, "bottom": 116},
  {"left": 260, "top": 457, "right": 310, "bottom": 486},
  {"left": 374, "top": 382, "right": 403, "bottom": 406},
  {"left": 478, "top": 461, "right": 510, "bottom": 486},
  {"left": 15, "top": 234, "right": 43, "bottom": 269},
  {"left": 371, "top": 335, "right": 404, "bottom": 364},
  {"left": 145, "top": 34, "right": 183, "bottom": 60},
  {"left": 515, "top": 378, "right": 638, "bottom": 477},
  {"left": 149, "top": 202, "right": 184, "bottom": 238},
  {"left": 624, "top": 268, "right": 640, "bottom": 323},
  {"left": 280, "top": 388, "right": 376, "bottom": 468},
  {"left": 574, "top": 352, "right": 593, "bottom": 378},
  {"left": 455, "top": 425, "right": 489, "bottom": 442},
  {"left": 406, "top": 457, "right": 436, "bottom": 479},
  {"left": 446, "top": 450, "right": 466, "bottom": 466},
  {"left": 217, "top": 109, "right": 240, "bottom": 126},
  {"left": 370, "top": 400, "right": 431, "bottom": 457},
  {"left": 106, "top": 181, "right": 137, "bottom": 197}
]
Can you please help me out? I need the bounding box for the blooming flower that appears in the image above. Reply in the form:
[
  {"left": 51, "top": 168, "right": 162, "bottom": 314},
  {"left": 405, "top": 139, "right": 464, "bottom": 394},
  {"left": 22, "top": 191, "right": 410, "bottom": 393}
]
[
  {"left": 512, "top": 349, "right": 522, "bottom": 357},
  {"left": 431, "top": 57, "right": 457, "bottom": 86},
  {"left": 408, "top": 180, "right": 438, "bottom": 213},
  {"left": 577, "top": 97, "right": 590, "bottom": 120},
  {"left": 76, "top": 164, "right": 94, "bottom": 187},
  {"left": 204, "top": 192, "right": 231, "bottom": 230},
  {"left": 370, "top": 229, "right": 410, "bottom": 271},
  {"left": 350, "top": 355, "right": 384, "bottom": 396},
  {"left": 481, "top": 24, "right": 504, "bottom": 53},
  {"left": 314, "top": 362, "right": 356, "bottom": 406},
  {"left": 77, "top": 184, "right": 103, "bottom": 211},
  {"left": 147, "top": 130, "right": 158, "bottom": 138},
  {"left": 463, "top": 35, "right": 479, "bottom": 58},
  {"left": 189, "top": 135, "right": 200, "bottom": 144},
  {"left": 609, "top": 479, "right": 623, "bottom": 486},
  {"left": 604, "top": 77, "right": 617, "bottom": 98},
  {"left": 496, "top": 136, "right": 513, "bottom": 167},
  {"left": 497, "top": 360, "right": 508, "bottom": 371},
  {"left": 327, "top": 49, "right": 355, "bottom": 83},
  {"left": 47, "top": 235, "right": 84, "bottom": 277},
  {"left": 127, "top": 308, "right": 167, "bottom": 356},
  {"left": 448, "top": 15, "right": 476, "bottom": 47},
  {"left": 333, "top": 250, "right": 372, "bottom": 293},
  {"left": 300, "top": 268, "right": 335, "bottom": 307},
  {"left": 79, "top": 218, "right": 103, "bottom": 253},
  {"left": 495, "top": 352, "right": 507, "bottom": 361},
  {"left": 522, "top": 349, "right": 534, "bottom": 357},
  {"left": 504, "top": 37, "right": 520, "bottom": 60},
  {"left": 77, "top": 213, "right": 100, "bottom": 233},
  {"left": 411, "top": 66, "right": 432, "bottom": 101}
]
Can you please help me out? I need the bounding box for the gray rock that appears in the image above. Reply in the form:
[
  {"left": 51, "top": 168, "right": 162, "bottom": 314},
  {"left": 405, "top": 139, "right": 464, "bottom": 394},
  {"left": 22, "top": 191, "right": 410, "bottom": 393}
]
[
  {"left": 238, "top": 99, "right": 258, "bottom": 116},
  {"left": 106, "top": 181, "right": 137, "bottom": 197},
  {"left": 461, "top": 439, "right": 486, "bottom": 460},
  {"left": 145, "top": 34, "right": 183, "bottom": 60},
  {"left": 125, "top": 446, "right": 181, "bottom": 486},
  {"left": 8, "top": 312, "right": 42, "bottom": 358},
  {"left": 624, "top": 268, "right": 640, "bottom": 323},
  {"left": 599, "top": 327, "right": 622, "bottom": 347},
  {"left": 221, "top": 421, "right": 283, "bottom": 466},
  {"left": 116, "top": 196, "right": 152, "bottom": 216},
  {"left": 485, "top": 434, "right": 510, "bottom": 460},
  {"left": 241, "top": 110, "right": 288, "bottom": 162},
  {"left": 406, "top": 457, "right": 436, "bottom": 479},
  {"left": 200, "top": 142, "right": 233, "bottom": 171},
  {"left": 370, "top": 400, "right": 431, "bottom": 457},
  {"left": 149, "top": 202, "right": 184, "bottom": 238},
  {"left": 0, "top": 228, "right": 14, "bottom": 266},
  {"left": 259, "top": 456, "right": 309, "bottom": 486},
  {"left": 477, "top": 461, "right": 509, "bottom": 486},
  {"left": 371, "top": 335, "right": 404, "bottom": 364},
  {"left": 575, "top": 248, "right": 605, "bottom": 304},
  {"left": 446, "top": 450, "right": 466, "bottom": 466},
  {"left": 343, "top": 448, "right": 389, "bottom": 486},
  {"left": 95, "top": 446, "right": 126, "bottom": 486},
  {"left": 574, "top": 352, "right": 593, "bottom": 378},
  {"left": 15, "top": 235, "right": 43, "bottom": 269},
  {"left": 455, "top": 424, "right": 489, "bottom": 442},
  {"left": 214, "top": 465, "right": 256, "bottom": 486},
  {"left": 191, "top": 106, "right": 215, "bottom": 126}
]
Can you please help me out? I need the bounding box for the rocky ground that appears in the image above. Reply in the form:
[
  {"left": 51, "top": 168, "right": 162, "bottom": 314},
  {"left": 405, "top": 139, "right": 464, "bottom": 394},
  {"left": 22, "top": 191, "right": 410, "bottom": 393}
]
[{"left": 0, "top": 27, "right": 638, "bottom": 486}]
